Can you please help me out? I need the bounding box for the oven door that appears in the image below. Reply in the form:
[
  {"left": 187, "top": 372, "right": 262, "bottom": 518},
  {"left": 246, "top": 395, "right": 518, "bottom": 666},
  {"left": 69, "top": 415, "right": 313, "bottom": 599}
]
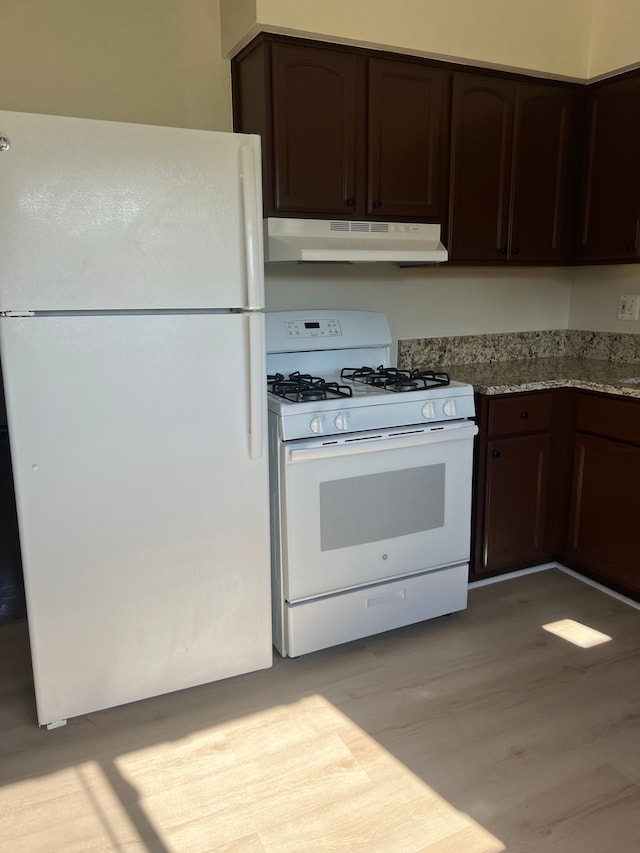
[{"left": 278, "top": 421, "right": 478, "bottom": 602}]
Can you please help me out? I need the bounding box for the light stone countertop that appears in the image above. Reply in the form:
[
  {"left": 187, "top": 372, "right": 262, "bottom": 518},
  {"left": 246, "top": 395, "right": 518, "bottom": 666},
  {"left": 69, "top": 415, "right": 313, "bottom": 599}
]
[{"left": 437, "top": 357, "right": 640, "bottom": 398}]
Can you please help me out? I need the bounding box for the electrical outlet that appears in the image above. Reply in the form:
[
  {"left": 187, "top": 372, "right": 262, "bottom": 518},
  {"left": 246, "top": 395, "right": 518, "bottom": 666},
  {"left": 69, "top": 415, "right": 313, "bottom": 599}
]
[{"left": 617, "top": 294, "right": 640, "bottom": 321}]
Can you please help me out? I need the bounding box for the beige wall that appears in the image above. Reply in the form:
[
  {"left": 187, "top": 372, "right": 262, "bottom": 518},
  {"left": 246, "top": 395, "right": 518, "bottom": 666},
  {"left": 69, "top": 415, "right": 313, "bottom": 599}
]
[
  {"left": 221, "top": 0, "right": 640, "bottom": 80},
  {"left": 2, "top": 0, "right": 233, "bottom": 130},
  {"left": 589, "top": 0, "right": 640, "bottom": 78},
  {"left": 222, "top": 0, "right": 597, "bottom": 79},
  {"left": 569, "top": 266, "right": 640, "bottom": 332},
  {"left": 265, "top": 264, "right": 572, "bottom": 347}
]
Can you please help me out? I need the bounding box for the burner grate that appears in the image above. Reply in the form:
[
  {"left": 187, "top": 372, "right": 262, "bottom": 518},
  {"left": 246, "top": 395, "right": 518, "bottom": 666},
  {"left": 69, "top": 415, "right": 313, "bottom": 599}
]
[
  {"left": 268, "top": 371, "right": 353, "bottom": 403},
  {"left": 341, "top": 366, "right": 450, "bottom": 393}
]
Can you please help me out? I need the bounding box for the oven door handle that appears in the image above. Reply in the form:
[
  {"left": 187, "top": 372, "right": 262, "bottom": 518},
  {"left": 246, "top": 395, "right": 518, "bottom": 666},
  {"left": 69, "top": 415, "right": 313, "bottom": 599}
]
[{"left": 287, "top": 422, "right": 478, "bottom": 462}]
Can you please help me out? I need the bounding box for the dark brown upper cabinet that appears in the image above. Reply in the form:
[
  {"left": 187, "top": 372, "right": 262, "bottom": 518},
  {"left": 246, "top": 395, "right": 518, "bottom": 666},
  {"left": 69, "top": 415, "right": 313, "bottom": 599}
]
[
  {"left": 367, "top": 58, "right": 449, "bottom": 220},
  {"left": 448, "top": 73, "right": 577, "bottom": 264},
  {"left": 269, "top": 41, "right": 365, "bottom": 216},
  {"left": 231, "top": 36, "right": 450, "bottom": 223},
  {"left": 575, "top": 73, "right": 640, "bottom": 263},
  {"left": 233, "top": 34, "right": 640, "bottom": 269}
]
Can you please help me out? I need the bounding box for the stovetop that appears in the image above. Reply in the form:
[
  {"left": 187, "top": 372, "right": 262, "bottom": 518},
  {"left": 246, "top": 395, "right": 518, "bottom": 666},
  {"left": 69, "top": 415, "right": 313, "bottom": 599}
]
[
  {"left": 267, "top": 367, "right": 475, "bottom": 441},
  {"left": 268, "top": 366, "right": 452, "bottom": 403},
  {"left": 265, "top": 309, "right": 476, "bottom": 440},
  {"left": 342, "top": 366, "right": 451, "bottom": 393}
]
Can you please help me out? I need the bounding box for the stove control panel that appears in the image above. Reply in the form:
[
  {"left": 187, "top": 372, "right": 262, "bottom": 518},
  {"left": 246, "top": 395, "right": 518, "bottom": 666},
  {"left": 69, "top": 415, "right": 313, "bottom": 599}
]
[{"left": 285, "top": 319, "right": 342, "bottom": 339}]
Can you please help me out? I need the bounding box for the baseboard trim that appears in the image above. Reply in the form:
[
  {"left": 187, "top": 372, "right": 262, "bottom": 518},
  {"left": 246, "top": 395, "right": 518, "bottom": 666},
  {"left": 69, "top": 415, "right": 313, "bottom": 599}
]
[
  {"left": 468, "top": 563, "right": 556, "bottom": 589},
  {"left": 557, "top": 565, "right": 640, "bottom": 611},
  {"left": 469, "top": 562, "right": 640, "bottom": 611}
]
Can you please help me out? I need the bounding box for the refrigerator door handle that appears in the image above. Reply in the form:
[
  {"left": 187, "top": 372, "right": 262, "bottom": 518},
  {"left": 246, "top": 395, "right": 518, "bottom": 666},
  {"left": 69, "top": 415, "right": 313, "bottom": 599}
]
[
  {"left": 240, "top": 144, "right": 264, "bottom": 310},
  {"left": 248, "top": 312, "right": 264, "bottom": 460}
]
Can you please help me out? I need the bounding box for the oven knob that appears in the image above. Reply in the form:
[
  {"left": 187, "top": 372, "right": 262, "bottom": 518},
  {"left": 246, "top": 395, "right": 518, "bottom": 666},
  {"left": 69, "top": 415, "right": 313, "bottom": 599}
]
[
  {"left": 442, "top": 399, "right": 457, "bottom": 417},
  {"left": 334, "top": 412, "right": 349, "bottom": 430},
  {"left": 421, "top": 401, "right": 435, "bottom": 419},
  {"left": 309, "top": 415, "right": 324, "bottom": 434}
]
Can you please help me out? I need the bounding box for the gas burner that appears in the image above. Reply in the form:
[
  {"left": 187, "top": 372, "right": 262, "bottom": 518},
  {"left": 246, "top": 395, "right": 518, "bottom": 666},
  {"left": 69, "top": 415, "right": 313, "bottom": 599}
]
[
  {"left": 341, "top": 366, "right": 450, "bottom": 393},
  {"left": 268, "top": 371, "right": 353, "bottom": 403}
]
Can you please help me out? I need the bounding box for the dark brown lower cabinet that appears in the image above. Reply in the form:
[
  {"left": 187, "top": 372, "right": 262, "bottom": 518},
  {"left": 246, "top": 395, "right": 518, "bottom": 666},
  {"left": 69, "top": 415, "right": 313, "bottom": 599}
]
[
  {"left": 472, "top": 387, "right": 639, "bottom": 601},
  {"left": 564, "top": 399, "right": 640, "bottom": 598},
  {"left": 472, "top": 390, "right": 561, "bottom": 578},
  {"left": 482, "top": 433, "right": 551, "bottom": 573}
]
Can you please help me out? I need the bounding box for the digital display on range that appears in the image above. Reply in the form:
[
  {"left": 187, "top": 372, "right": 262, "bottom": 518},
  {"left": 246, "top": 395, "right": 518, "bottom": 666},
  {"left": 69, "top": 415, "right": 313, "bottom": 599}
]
[{"left": 305, "top": 322, "right": 320, "bottom": 329}]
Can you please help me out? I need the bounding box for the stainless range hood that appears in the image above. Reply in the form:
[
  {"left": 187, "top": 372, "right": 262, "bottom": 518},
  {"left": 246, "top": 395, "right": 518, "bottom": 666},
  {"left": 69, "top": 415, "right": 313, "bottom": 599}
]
[{"left": 264, "top": 218, "right": 448, "bottom": 264}]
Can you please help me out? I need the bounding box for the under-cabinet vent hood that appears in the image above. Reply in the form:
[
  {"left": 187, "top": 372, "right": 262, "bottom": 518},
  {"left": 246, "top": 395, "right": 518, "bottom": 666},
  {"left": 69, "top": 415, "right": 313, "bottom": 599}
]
[{"left": 264, "top": 218, "right": 448, "bottom": 263}]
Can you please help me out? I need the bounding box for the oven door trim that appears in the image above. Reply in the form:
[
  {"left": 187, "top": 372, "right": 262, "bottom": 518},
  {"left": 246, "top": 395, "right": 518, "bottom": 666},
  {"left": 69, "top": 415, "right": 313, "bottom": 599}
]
[{"left": 277, "top": 420, "right": 477, "bottom": 604}]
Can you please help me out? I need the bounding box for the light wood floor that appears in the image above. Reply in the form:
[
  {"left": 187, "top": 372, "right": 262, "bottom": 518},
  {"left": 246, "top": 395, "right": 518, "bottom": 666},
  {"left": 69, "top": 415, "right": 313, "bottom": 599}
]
[{"left": 1, "top": 568, "right": 638, "bottom": 852}]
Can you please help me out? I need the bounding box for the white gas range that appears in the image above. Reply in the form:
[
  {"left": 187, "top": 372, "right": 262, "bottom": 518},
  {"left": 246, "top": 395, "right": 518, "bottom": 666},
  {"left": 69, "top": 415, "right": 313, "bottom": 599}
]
[{"left": 266, "top": 310, "right": 478, "bottom": 658}]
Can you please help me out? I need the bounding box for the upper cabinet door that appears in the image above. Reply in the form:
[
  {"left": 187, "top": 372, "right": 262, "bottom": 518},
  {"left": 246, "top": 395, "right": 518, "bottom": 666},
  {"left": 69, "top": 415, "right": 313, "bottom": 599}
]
[
  {"left": 510, "top": 84, "right": 576, "bottom": 263},
  {"left": 270, "top": 43, "right": 365, "bottom": 216},
  {"left": 576, "top": 75, "right": 640, "bottom": 263},
  {"left": 232, "top": 37, "right": 449, "bottom": 223},
  {"left": 233, "top": 34, "right": 637, "bottom": 267},
  {"left": 448, "top": 74, "right": 514, "bottom": 261},
  {"left": 367, "top": 59, "right": 449, "bottom": 221},
  {"left": 448, "top": 74, "right": 577, "bottom": 264}
]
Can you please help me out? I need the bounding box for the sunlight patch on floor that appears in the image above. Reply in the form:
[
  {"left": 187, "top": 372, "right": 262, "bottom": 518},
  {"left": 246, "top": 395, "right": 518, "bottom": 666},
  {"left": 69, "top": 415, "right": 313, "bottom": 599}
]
[
  {"left": 542, "top": 618, "right": 612, "bottom": 648},
  {"left": 110, "top": 694, "right": 506, "bottom": 851},
  {"left": 2, "top": 695, "right": 506, "bottom": 851},
  {"left": 0, "top": 762, "right": 146, "bottom": 850}
]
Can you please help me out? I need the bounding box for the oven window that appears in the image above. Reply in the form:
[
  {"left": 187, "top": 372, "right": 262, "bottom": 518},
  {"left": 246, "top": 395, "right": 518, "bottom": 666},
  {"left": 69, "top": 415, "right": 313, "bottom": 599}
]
[{"left": 319, "top": 464, "right": 445, "bottom": 551}]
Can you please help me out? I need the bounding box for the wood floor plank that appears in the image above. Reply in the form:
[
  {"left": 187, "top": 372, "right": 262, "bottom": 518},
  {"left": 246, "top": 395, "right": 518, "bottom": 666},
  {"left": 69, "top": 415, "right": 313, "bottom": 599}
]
[
  {"left": 495, "top": 763, "right": 640, "bottom": 853},
  {"left": 0, "top": 568, "right": 638, "bottom": 852}
]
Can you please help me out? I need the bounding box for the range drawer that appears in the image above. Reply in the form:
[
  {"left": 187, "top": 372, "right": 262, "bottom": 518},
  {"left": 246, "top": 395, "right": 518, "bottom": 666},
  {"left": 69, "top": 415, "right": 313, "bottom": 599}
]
[
  {"left": 575, "top": 392, "right": 640, "bottom": 445},
  {"left": 283, "top": 563, "right": 468, "bottom": 657},
  {"left": 487, "top": 392, "right": 553, "bottom": 437}
]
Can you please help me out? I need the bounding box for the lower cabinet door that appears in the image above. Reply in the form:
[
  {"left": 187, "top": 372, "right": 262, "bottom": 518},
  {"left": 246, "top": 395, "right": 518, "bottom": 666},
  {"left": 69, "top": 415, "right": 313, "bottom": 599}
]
[
  {"left": 482, "top": 433, "right": 551, "bottom": 573},
  {"left": 565, "top": 432, "right": 640, "bottom": 596}
]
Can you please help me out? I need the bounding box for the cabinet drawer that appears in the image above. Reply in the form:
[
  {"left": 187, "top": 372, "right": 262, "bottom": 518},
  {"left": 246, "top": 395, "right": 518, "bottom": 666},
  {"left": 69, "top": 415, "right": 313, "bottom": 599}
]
[
  {"left": 487, "top": 392, "right": 553, "bottom": 437},
  {"left": 575, "top": 392, "right": 640, "bottom": 445}
]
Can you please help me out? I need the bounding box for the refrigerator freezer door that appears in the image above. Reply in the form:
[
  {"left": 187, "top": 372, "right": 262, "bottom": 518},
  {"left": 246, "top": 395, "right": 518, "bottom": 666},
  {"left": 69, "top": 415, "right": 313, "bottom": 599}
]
[
  {"left": 0, "top": 111, "right": 264, "bottom": 311},
  {"left": 0, "top": 312, "right": 271, "bottom": 726}
]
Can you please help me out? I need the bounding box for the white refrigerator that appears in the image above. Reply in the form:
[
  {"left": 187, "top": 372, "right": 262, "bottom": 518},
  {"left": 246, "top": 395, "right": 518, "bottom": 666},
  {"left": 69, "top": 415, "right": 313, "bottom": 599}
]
[{"left": 0, "top": 110, "right": 272, "bottom": 728}]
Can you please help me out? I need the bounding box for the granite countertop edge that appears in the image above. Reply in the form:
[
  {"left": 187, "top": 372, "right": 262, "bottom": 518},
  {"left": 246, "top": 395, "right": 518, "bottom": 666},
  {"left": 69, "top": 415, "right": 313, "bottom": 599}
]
[{"left": 437, "top": 357, "right": 640, "bottom": 399}]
